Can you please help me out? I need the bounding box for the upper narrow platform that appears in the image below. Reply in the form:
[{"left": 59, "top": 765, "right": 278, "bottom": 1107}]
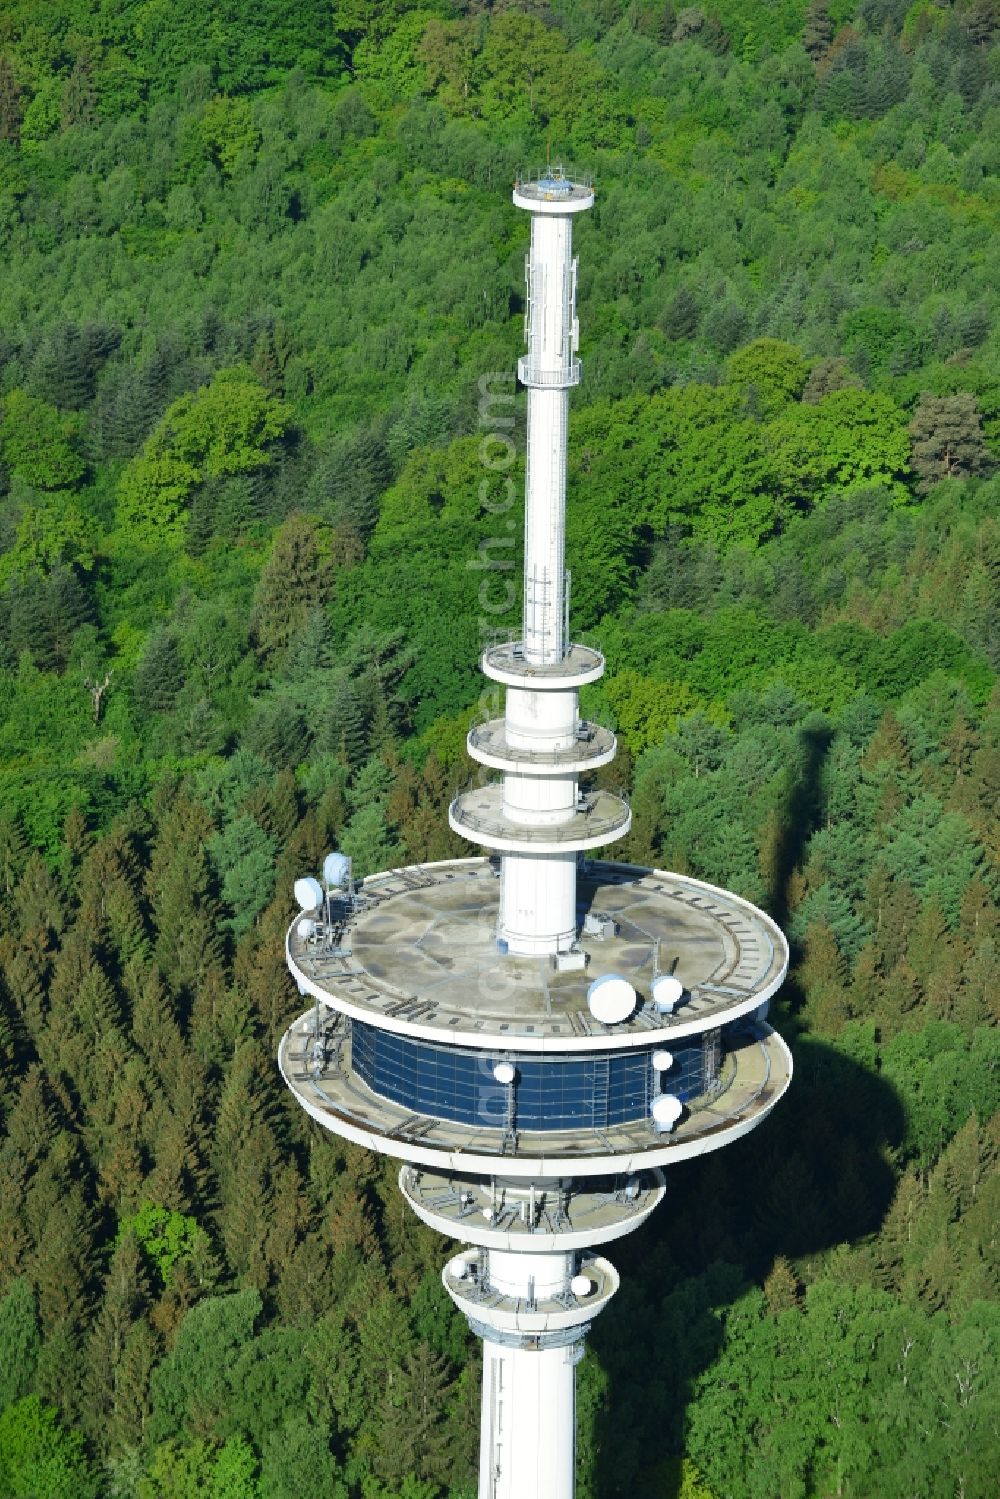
[
  {"left": 400, "top": 1165, "right": 666, "bottom": 1252},
  {"left": 449, "top": 785, "right": 630, "bottom": 854},
  {"left": 467, "top": 718, "right": 616, "bottom": 775},
  {"left": 482, "top": 642, "right": 605, "bottom": 688}
]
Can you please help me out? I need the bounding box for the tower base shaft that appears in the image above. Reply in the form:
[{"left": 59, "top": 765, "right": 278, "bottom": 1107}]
[{"left": 480, "top": 1339, "right": 577, "bottom": 1499}]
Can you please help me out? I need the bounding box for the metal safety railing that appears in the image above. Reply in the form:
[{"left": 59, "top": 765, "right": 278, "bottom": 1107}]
[
  {"left": 517, "top": 357, "right": 582, "bottom": 387},
  {"left": 467, "top": 719, "right": 614, "bottom": 766},
  {"left": 450, "top": 789, "right": 630, "bottom": 845}
]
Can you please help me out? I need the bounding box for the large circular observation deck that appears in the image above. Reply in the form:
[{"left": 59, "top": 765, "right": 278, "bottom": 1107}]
[
  {"left": 278, "top": 1007, "right": 791, "bottom": 1179},
  {"left": 286, "top": 858, "right": 786, "bottom": 1051},
  {"left": 280, "top": 857, "right": 791, "bottom": 1179}
]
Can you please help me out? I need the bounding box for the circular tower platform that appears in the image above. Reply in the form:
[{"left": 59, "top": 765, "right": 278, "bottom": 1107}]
[{"left": 280, "top": 857, "right": 791, "bottom": 1180}]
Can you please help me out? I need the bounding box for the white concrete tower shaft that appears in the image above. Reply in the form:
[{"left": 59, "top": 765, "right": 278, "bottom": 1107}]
[
  {"left": 521, "top": 205, "right": 578, "bottom": 664},
  {"left": 442, "top": 1239, "right": 621, "bottom": 1499},
  {"left": 454, "top": 177, "right": 628, "bottom": 950},
  {"left": 492, "top": 173, "right": 603, "bottom": 957}
]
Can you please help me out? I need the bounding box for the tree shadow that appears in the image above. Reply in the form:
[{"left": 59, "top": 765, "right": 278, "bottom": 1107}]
[{"left": 585, "top": 1036, "right": 906, "bottom": 1498}]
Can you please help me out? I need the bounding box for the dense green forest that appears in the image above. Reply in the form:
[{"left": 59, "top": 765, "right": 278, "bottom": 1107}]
[{"left": 0, "top": 0, "right": 998, "bottom": 1494}]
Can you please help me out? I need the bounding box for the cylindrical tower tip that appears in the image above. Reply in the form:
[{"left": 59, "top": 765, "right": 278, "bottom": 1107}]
[{"left": 513, "top": 167, "right": 594, "bottom": 214}]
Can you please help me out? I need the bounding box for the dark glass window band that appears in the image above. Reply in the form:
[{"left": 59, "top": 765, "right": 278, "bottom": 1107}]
[{"left": 351, "top": 1019, "right": 722, "bottom": 1132}]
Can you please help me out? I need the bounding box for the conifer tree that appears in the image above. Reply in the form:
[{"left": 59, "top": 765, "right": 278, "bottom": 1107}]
[
  {"left": 909, "top": 392, "right": 992, "bottom": 492},
  {"left": 0, "top": 1142, "right": 31, "bottom": 1286},
  {"left": 144, "top": 1106, "right": 211, "bottom": 1219},
  {"left": 81, "top": 1230, "right": 149, "bottom": 1454},
  {"left": 763, "top": 1255, "right": 800, "bottom": 1315},
  {"left": 3, "top": 928, "right": 53, "bottom": 1045},
  {"left": 0, "top": 55, "right": 22, "bottom": 143},
  {"left": 129, "top": 966, "right": 187, "bottom": 1091},
  {"left": 134, "top": 628, "right": 186, "bottom": 717},
  {"left": 61, "top": 51, "right": 97, "bottom": 130},
  {"left": 0, "top": 816, "right": 28, "bottom": 915},
  {"left": 233, "top": 900, "right": 297, "bottom": 1043},
  {"left": 275, "top": 1231, "right": 340, "bottom": 1328},
  {"left": 373, "top": 1341, "right": 453, "bottom": 1490},
  {"left": 146, "top": 792, "right": 224, "bottom": 999},
  {"left": 0, "top": 983, "right": 21, "bottom": 1109},
  {"left": 251, "top": 513, "right": 336, "bottom": 665},
  {"left": 0, "top": 1279, "right": 40, "bottom": 1410},
  {"left": 14, "top": 853, "right": 65, "bottom": 941},
  {"left": 251, "top": 327, "right": 285, "bottom": 395},
  {"left": 97, "top": 1060, "right": 149, "bottom": 1212}
]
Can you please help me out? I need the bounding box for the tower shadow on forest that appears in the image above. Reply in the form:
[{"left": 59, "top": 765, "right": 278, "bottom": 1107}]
[
  {"left": 585, "top": 1040, "right": 906, "bottom": 1499},
  {"left": 583, "top": 718, "right": 898, "bottom": 1498},
  {"left": 767, "top": 716, "right": 834, "bottom": 936}
]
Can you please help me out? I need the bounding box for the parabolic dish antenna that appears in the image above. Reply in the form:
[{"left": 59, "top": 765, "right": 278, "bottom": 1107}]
[
  {"left": 652, "top": 974, "right": 684, "bottom": 1014},
  {"left": 587, "top": 974, "right": 636, "bottom": 1025},
  {"left": 323, "top": 852, "right": 351, "bottom": 887},
  {"left": 294, "top": 875, "right": 324, "bottom": 911},
  {"left": 651, "top": 1094, "right": 684, "bottom": 1132}
]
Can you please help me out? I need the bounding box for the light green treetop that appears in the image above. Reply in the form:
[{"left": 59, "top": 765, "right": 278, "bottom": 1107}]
[
  {"left": 0, "top": 390, "right": 87, "bottom": 490},
  {"left": 116, "top": 368, "right": 292, "bottom": 549}
]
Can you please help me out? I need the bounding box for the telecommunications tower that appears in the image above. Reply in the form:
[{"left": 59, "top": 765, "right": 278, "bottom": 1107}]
[{"left": 280, "top": 170, "right": 792, "bottom": 1499}]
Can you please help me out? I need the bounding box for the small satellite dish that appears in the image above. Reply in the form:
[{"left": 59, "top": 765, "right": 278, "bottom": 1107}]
[
  {"left": 588, "top": 974, "right": 636, "bottom": 1025},
  {"left": 323, "top": 852, "right": 351, "bottom": 887},
  {"left": 493, "top": 1061, "right": 516, "bottom": 1085},
  {"left": 652, "top": 975, "right": 684, "bottom": 1014},
  {"left": 296, "top": 918, "right": 317, "bottom": 941},
  {"left": 651, "top": 1049, "right": 674, "bottom": 1072},
  {"left": 651, "top": 1094, "right": 684, "bottom": 1133},
  {"left": 294, "top": 876, "right": 324, "bottom": 911},
  {"left": 571, "top": 1274, "right": 593, "bottom": 1298},
  {"left": 448, "top": 1255, "right": 469, "bottom": 1280}
]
